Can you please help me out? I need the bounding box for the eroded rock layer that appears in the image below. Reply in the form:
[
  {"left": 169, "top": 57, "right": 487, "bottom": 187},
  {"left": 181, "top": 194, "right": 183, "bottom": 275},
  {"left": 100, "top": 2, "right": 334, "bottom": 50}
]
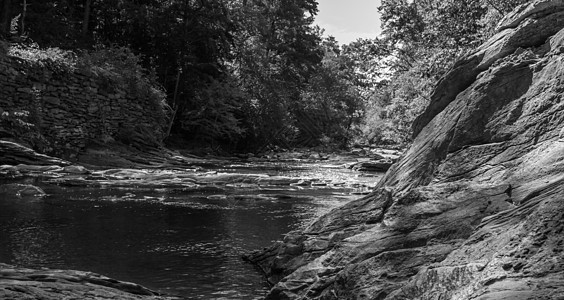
[{"left": 246, "top": 1, "right": 564, "bottom": 299}]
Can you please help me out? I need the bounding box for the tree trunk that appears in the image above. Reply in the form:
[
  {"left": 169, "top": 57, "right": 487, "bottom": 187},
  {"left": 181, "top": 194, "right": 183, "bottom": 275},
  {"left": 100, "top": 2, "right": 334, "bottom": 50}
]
[
  {"left": 163, "top": 67, "right": 182, "bottom": 142},
  {"left": 82, "top": 0, "right": 92, "bottom": 35}
]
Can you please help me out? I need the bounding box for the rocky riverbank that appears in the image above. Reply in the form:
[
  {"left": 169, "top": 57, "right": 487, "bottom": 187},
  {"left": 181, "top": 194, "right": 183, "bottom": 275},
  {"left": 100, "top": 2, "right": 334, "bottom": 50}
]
[
  {"left": 0, "top": 141, "right": 182, "bottom": 299},
  {"left": 245, "top": 1, "right": 564, "bottom": 299},
  {"left": 0, "top": 138, "right": 399, "bottom": 299},
  {"left": 0, "top": 139, "right": 401, "bottom": 194}
]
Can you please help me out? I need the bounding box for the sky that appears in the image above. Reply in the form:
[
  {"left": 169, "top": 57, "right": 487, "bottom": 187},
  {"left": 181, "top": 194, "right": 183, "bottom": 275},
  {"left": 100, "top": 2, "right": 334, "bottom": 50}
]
[{"left": 314, "top": 0, "right": 382, "bottom": 45}]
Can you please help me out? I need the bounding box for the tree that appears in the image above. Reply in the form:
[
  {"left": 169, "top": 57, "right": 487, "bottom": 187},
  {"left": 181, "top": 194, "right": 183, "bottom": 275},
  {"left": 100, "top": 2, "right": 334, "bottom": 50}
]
[
  {"left": 296, "top": 37, "right": 365, "bottom": 147},
  {"left": 227, "top": 0, "right": 323, "bottom": 149}
]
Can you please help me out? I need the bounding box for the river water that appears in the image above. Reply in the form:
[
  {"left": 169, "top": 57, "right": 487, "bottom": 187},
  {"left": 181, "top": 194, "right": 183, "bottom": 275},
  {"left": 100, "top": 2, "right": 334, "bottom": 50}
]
[{"left": 0, "top": 160, "right": 383, "bottom": 299}]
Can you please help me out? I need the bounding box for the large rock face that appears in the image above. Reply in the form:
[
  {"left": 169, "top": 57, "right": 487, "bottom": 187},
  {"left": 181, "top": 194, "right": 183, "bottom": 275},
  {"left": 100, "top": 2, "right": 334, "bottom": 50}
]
[{"left": 246, "top": 1, "right": 564, "bottom": 299}]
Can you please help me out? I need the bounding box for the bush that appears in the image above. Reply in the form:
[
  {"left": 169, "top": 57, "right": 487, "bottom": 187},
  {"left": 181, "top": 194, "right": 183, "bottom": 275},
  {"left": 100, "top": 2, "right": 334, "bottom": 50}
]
[
  {"left": 78, "top": 46, "right": 143, "bottom": 85},
  {"left": 77, "top": 45, "right": 166, "bottom": 112},
  {"left": 0, "top": 109, "right": 50, "bottom": 152}
]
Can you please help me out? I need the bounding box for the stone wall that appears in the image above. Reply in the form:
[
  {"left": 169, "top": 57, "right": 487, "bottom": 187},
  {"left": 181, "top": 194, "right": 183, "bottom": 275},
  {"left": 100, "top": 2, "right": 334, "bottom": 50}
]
[{"left": 0, "top": 46, "right": 167, "bottom": 158}]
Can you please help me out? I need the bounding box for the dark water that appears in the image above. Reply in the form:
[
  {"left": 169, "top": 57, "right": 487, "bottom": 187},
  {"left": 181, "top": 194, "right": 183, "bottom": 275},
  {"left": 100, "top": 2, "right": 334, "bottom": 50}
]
[{"left": 0, "top": 162, "right": 380, "bottom": 299}]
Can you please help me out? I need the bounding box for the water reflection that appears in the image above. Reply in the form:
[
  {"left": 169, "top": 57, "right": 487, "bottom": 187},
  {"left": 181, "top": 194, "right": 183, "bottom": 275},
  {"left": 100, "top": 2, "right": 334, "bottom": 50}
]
[{"left": 0, "top": 162, "right": 382, "bottom": 299}]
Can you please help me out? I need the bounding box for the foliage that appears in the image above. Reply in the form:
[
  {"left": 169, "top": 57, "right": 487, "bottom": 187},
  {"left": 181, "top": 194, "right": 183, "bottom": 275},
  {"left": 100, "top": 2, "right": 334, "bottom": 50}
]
[
  {"left": 361, "top": 65, "right": 434, "bottom": 146},
  {"left": 226, "top": 0, "right": 324, "bottom": 149},
  {"left": 0, "top": 109, "right": 49, "bottom": 152},
  {"left": 0, "top": 0, "right": 534, "bottom": 152},
  {"left": 1, "top": 0, "right": 318, "bottom": 151},
  {"left": 181, "top": 77, "right": 245, "bottom": 143},
  {"left": 7, "top": 42, "right": 76, "bottom": 70},
  {"left": 297, "top": 37, "right": 365, "bottom": 148},
  {"left": 355, "top": 0, "right": 531, "bottom": 147},
  {"left": 341, "top": 38, "right": 392, "bottom": 88},
  {"left": 0, "top": 110, "right": 33, "bottom": 134},
  {"left": 77, "top": 45, "right": 166, "bottom": 109},
  {"left": 79, "top": 46, "right": 143, "bottom": 82},
  {"left": 6, "top": 42, "right": 166, "bottom": 114}
]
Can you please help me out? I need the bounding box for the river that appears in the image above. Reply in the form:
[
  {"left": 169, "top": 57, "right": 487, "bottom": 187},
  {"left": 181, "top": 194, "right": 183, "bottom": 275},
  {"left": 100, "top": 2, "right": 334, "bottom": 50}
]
[{"left": 0, "top": 159, "right": 383, "bottom": 299}]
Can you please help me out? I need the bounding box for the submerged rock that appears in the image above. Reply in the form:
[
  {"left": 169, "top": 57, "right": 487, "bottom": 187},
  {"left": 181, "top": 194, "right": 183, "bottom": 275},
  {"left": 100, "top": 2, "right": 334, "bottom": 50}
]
[
  {"left": 246, "top": 1, "right": 564, "bottom": 299},
  {"left": 0, "top": 183, "right": 46, "bottom": 198}
]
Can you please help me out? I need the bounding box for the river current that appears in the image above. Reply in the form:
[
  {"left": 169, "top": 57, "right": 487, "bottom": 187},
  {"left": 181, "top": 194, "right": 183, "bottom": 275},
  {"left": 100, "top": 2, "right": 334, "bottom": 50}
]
[{"left": 0, "top": 160, "right": 383, "bottom": 299}]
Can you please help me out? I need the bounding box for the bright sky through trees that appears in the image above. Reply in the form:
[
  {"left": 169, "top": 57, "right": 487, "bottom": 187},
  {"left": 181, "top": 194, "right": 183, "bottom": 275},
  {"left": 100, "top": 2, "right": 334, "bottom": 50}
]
[{"left": 315, "top": 0, "right": 382, "bottom": 45}]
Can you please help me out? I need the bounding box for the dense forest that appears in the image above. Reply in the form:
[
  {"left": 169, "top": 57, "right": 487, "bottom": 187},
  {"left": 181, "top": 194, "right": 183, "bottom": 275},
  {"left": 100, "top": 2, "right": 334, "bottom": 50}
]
[{"left": 0, "top": 0, "right": 530, "bottom": 153}]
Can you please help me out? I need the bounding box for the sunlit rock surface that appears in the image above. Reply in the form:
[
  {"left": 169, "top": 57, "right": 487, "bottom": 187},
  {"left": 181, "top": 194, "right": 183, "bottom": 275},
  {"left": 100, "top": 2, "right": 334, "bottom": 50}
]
[{"left": 246, "top": 1, "right": 564, "bottom": 299}]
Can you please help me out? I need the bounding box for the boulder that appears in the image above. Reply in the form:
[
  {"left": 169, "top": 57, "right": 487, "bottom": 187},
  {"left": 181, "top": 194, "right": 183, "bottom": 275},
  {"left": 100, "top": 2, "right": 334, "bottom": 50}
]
[
  {"left": 350, "top": 160, "right": 394, "bottom": 172},
  {"left": 246, "top": 1, "right": 564, "bottom": 299},
  {"left": 62, "top": 165, "right": 91, "bottom": 174}
]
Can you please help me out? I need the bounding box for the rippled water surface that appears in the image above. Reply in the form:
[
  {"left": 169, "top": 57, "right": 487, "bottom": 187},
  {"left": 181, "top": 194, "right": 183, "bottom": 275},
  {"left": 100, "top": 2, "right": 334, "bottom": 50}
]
[{"left": 0, "top": 161, "right": 382, "bottom": 299}]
